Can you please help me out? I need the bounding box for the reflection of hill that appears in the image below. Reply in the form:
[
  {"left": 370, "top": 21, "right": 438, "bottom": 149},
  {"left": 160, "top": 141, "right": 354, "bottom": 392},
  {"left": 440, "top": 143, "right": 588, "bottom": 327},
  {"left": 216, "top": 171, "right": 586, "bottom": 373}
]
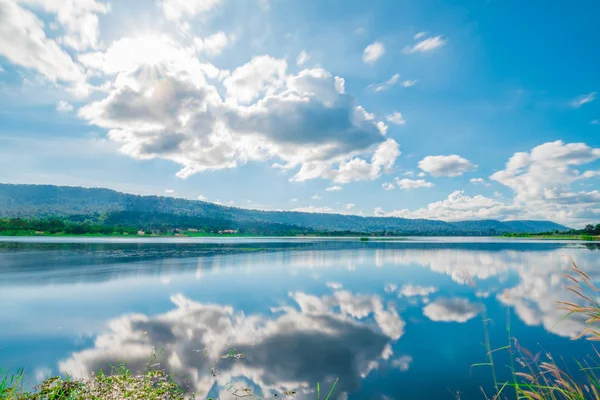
[{"left": 0, "top": 240, "right": 570, "bottom": 285}]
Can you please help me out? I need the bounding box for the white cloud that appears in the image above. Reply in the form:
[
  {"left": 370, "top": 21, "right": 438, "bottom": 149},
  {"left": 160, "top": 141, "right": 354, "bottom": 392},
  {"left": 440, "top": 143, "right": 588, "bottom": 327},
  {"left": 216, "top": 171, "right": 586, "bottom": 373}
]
[
  {"left": 399, "top": 284, "right": 437, "bottom": 297},
  {"left": 197, "top": 194, "right": 207, "bottom": 201},
  {"left": 160, "top": 0, "right": 222, "bottom": 20},
  {"left": 382, "top": 182, "right": 395, "bottom": 191},
  {"left": 77, "top": 37, "right": 399, "bottom": 183},
  {"left": 394, "top": 178, "right": 434, "bottom": 190},
  {"left": 223, "top": 55, "right": 287, "bottom": 104},
  {"left": 56, "top": 100, "right": 74, "bottom": 112},
  {"left": 571, "top": 92, "right": 596, "bottom": 108},
  {"left": 403, "top": 35, "right": 447, "bottom": 54},
  {"left": 296, "top": 50, "right": 310, "bottom": 66},
  {"left": 289, "top": 198, "right": 298, "bottom": 202},
  {"left": 194, "top": 31, "right": 230, "bottom": 57},
  {"left": 369, "top": 73, "right": 400, "bottom": 92},
  {"left": 345, "top": 203, "right": 355, "bottom": 210},
  {"left": 311, "top": 194, "right": 321, "bottom": 200},
  {"left": 375, "top": 191, "right": 515, "bottom": 221},
  {"left": 164, "top": 189, "right": 175, "bottom": 194},
  {"left": 292, "top": 206, "right": 334, "bottom": 213},
  {"left": 470, "top": 178, "right": 491, "bottom": 187},
  {"left": 423, "top": 297, "right": 482, "bottom": 323},
  {"left": 384, "top": 283, "right": 398, "bottom": 293},
  {"left": 0, "top": 1, "right": 84, "bottom": 82},
  {"left": 326, "top": 282, "right": 342, "bottom": 290},
  {"left": 414, "top": 32, "right": 426, "bottom": 39},
  {"left": 363, "top": 41, "right": 385, "bottom": 64},
  {"left": 18, "top": 0, "right": 110, "bottom": 51},
  {"left": 326, "top": 185, "right": 342, "bottom": 192},
  {"left": 490, "top": 140, "right": 600, "bottom": 225},
  {"left": 418, "top": 155, "right": 477, "bottom": 177},
  {"left": 386, "top": 112, "right": 406, "bottom": 125},
  {"left": 402, "top": 80, "right": 417, "bottom": 87},
  {"left": 391, "top": 355, "right": 412, "bottom": 372}
]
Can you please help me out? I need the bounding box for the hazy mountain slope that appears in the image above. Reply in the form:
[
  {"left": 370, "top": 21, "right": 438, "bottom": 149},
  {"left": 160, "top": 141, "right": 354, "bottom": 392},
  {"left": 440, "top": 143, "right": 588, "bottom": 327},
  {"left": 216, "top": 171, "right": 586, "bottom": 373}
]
[{"left": 0, "top": 184, "right": 569, "bottom": 234}]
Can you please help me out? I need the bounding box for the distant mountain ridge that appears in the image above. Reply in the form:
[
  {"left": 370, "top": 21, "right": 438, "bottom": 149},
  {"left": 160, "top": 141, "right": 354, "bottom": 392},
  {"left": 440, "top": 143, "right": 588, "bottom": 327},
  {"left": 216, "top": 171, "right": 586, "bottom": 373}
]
[{"left": 0, "top": 184, "right": 569, "bottom": 235}]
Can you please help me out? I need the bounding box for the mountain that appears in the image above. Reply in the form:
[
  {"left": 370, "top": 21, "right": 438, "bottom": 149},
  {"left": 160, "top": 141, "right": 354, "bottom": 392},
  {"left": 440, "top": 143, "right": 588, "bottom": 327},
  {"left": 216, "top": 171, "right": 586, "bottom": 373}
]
[{"left": 0, "top": 184, "right": 569, "bottom": 235}]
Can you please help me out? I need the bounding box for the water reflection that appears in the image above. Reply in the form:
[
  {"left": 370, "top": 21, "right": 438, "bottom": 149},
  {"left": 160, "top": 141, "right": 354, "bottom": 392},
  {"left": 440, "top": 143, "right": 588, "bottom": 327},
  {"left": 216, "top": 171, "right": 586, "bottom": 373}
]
[
  {"left": 59, "top": 290, "right": 403, "bottom": 399},
  {"left": 1, "top": 240, "right": 599, "bottom": 399}
]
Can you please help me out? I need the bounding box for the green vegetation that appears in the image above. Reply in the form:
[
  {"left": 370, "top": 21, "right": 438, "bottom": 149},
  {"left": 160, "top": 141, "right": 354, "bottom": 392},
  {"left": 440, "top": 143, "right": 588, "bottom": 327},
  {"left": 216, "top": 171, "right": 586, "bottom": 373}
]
[
  {"left": 0, "top": 216, "right": 317, "bottom": 237},
  {"left": 503, "top": 222, "right": 600, "bottom": 240},
  {"left": 0, "top": 352, "right": 339, "bottom": 400},
  {"left": 475, "top": 263, "right": 600, "bottom": 399},
  {"left": 0, "top": 183, "right": 570, "bottom": 236}
]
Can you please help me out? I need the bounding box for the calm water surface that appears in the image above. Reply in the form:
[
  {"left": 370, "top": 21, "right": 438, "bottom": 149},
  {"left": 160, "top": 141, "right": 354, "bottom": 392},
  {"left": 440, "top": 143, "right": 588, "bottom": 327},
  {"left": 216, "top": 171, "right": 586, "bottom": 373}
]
[{"left": 1, "top": 237, "right": 599, "bottom": 399}]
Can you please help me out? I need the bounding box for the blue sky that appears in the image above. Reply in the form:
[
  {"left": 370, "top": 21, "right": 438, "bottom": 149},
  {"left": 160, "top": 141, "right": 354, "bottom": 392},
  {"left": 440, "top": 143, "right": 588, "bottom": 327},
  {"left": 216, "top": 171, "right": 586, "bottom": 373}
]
[{"left": 0, "top": 0, "right": 599, "bottom": 226}]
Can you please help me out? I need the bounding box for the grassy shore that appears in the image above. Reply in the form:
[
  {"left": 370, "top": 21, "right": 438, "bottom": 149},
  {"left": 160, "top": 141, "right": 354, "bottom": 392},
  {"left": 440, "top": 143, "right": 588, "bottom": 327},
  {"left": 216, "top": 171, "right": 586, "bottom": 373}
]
[
  {"left": 0, "top": 364, "right": 338, "bottom": 400},
  {"left": 502, "top": 234, "right": 600, "bottom": 241}
]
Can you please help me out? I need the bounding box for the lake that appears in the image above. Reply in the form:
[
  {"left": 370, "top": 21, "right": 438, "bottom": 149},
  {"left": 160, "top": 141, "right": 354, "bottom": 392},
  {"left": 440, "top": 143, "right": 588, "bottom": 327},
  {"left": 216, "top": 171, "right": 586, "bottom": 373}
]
[{"left": 1, "top": 237, "right": 598, "bottom": 399}]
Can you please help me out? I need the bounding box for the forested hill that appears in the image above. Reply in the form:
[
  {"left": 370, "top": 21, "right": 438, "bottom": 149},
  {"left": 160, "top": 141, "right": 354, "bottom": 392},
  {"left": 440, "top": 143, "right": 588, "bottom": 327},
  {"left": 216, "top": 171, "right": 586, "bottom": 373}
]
[{"left": 0, "top": 184, "right": 569, "bottom": 235}]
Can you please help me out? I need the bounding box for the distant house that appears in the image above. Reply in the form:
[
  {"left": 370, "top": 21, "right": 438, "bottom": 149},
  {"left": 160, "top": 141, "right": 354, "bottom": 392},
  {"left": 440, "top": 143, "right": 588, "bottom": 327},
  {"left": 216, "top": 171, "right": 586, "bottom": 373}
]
[
  {"left": 187, "top": 228, "right": 199, "bottom": 232},
  {"left": 137, "top": 230, "right": 145, "bottom": 236},
  {"left": 218, "top": 229, "right": 238, "bottom": 234}
]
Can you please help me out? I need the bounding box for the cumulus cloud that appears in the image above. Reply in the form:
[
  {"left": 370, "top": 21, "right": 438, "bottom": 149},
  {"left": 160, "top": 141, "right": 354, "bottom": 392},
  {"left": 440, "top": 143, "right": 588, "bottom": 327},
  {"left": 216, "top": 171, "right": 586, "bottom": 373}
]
[
  {"left": 296, "top": 50, "right": 310, "bottom": 66},
  {"left": 223, "top": 55, "right": 287, "bottom": 104},
  {"left": 374, "top": 190, "right": 515, "bottom": 221},
  {"left": 403, "top": 35, "right": 447, "bottom": 54},
  {"left": 326, "top": 282, "right": 342, "bottom": 289},
  {"left": 422, "top": 297, "right": 482, "bottom": 323},
  {"left": 193, "top": 31, "right": 231, "bottom": 57},
  {"left": 59, "top": 290, "right": 404, "bottom": 396},
  {"left": 0, "top": 1, "right": 85, "bottom": 83},
  {"left": 56, "top": 100, "right": 74, "bottom": 112},
  {"left": 571, "top": 92, "right": 596, "bottom": 108},
  {"left": 386, "top": 112, "right": 406, "bottom": 125},
  {"left": 398, "top": 284, "right": 437, "bottom": 297},
  {"left": 77, "top": 37, "right": 399, "bottom": 183},
  {"left": 160, "top": 0, "right": 222, "bottom": 20},
  {"left": 326, "top": 186, "right": 342, "bottom": 192},
  {"left": 363, "top": 41, "right": 385, "bottom": 64},
  {"left": 375, "top": 141, "right": 599, "bottom": 225},
  {"left": 394, "top": 178, "right": 434, "bottom": 190},
  {"left": 345, "top": 203, "right": 355, "bottom": 210},
  {"left": 382, "top": 182, "right": 395, "bottom": 191},
  {"left": 418, "top": 155, "right": 477, "bottom": 177},
  {"left": 469, "top": 178, "right": 489, "bottom": 186},
  {"left": 17, "top": 0, "right": 110, "bottom": 51},
  {"left": 311, "top": 194, "right": 321, "bottom": 199},
  {"left": 490, "top": 140, "right": 600, "bottom": 224},
  {"left": 291, "top": 206, "right": 334, "bottom": 213}
]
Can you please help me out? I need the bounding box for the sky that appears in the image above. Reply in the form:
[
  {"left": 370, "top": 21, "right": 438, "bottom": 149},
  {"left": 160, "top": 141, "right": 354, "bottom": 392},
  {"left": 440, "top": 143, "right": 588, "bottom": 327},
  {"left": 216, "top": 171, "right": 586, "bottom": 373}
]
[{"left": 0, "top": 0, "right": 599, "bottom": 227}]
